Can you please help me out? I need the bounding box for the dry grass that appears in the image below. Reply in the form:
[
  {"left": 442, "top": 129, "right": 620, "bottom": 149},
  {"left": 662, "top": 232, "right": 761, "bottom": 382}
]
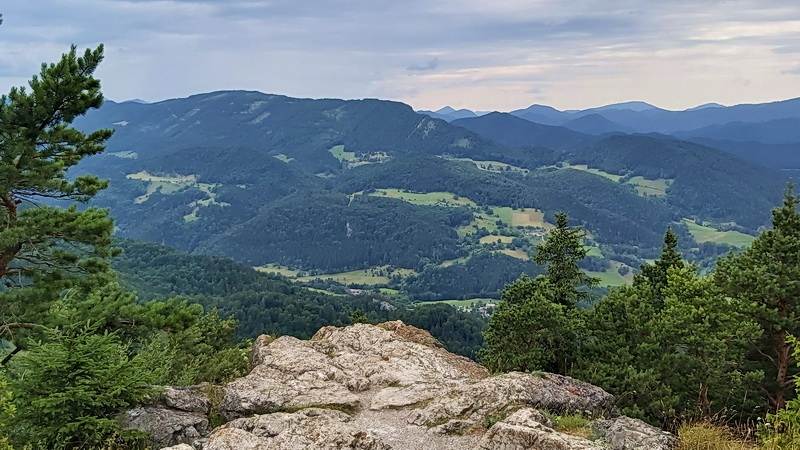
[{"left": 678, "top": 423, "right": 760, "bottom": 450}]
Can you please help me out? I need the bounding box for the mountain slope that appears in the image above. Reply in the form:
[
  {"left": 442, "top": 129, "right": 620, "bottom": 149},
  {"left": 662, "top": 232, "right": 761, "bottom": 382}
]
[
  {"left": 568, "top": 135, "right": 788, "bottom": 228},
  {"left": 674, "top": 118, "right": 800, "bottom": 144},
  {"left": 561, "top": 114, "right": 633, "bottom": 135},
  {"left": 452, "top": 112, "right": 598, "bottom": 151}
]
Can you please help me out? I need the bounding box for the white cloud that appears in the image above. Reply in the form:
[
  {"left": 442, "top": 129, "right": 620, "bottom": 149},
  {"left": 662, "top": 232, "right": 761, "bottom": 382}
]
[{"left": 1, "top": 0, "right": 799, "bottom": 110}]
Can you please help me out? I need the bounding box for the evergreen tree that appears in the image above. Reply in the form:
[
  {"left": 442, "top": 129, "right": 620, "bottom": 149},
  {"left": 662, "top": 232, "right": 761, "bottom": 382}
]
[
  {"left": 534, "top": 212, "right": 598, "bottom": 307},
  {"left": 0, "top": 45, "right": 114, "bottom": 332},
  {"left": 635, "top": 227, "right": 684, "bottom": 301},
  {"left": 480, "top": 276, "right": 579, "bottom": 374},
  {"left": 716, "top": 185, "right": 800, "bottom": 411},
  {"left": 577, "top": 230, "right": 761, "bottom": 426},
  {"left": 6, "top": 322, "right": 154, "bottom": 449}
]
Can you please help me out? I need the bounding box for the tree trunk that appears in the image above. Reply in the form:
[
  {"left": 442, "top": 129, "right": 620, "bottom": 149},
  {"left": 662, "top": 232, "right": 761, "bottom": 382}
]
[
  {"left": 776, "top": 329, "right": 790, "bottom": 411},
  {"left": 0, "top": 193, "right": 22, "bottom": 278}
]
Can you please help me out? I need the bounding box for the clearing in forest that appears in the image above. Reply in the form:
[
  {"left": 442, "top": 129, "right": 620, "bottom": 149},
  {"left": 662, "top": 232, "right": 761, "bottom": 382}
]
[
  {"left": 683, "top": 219, "right": 755, "bottom": 247},
  {"left": 370, "top": 189, "right": 477, "bottom": 207}
]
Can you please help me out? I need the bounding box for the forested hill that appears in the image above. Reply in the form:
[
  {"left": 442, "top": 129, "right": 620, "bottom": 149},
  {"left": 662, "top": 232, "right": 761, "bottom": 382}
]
[
  {"left": 70, "top": 90, "right": 792, "bottom": 300},
  {"left": 452, "top": 112, "right": 598, "bottom": 151},
  {"left": 567, "top": 135, "right": 787, "bottom": 228}
]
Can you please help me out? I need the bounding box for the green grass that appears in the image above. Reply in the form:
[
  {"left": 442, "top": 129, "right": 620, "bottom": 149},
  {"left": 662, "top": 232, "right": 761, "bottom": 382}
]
[
  {"left": 328, "top": 145, "right": 356, "bottom": 162},
  {"left": 304, "top": 287, "right": 347, "bottom": 297},
  {"left": 127, "top": 171, "right": 198, "bottom": 204},
  {"left": 626, "top": 176, "right": 670, "bottom": 197},
  {"left": 683, "top": 219, "right": 755, "bottom": 247},
  {"left": 480, "top": 235, "right": 514, "bottom": 245},
  {"left": 108, "top": 151, "right": 138, "bottom": 159},
  {"left": 677, "top": 422, "right": 759, "bottom": 450},
  {"left": 560, "top": 164, "right": 672, "bottom": 198},
  {"left": 370, "top": 189, "right": 477, "bottom": 207},
  {"left": 184, "top": 183, "right": 230, "bottom": 222},
  {"left": 450, "top": 157, "right": 529, "bottom": 174},
  {"left": 295, "top": 266, "right": 411, "bottom": 285},
  {"left": 500, "top": 249, "right": 530, "bottom": 260},
  {"left": 563, "top": 163, "right": 623, "bottom": 182},
  {"left": 273, "top": 153, "right": 294, "bottom": 163},
  {"left": 585, "top": 261, "right": 633, "bottom": 287},
  {"left": 254, "top": 264, "right": 302, "bottom": 277},
  {"left": 457, "top": 213, "right": 501, "bottom": 236},
  {"left": 420, "top": 298, "right": 494, "bottom": 309},
  {"left": 584, "top": 245, "right": 603, "bottom": 258},
  {"left": 379, "top": 288, "right": 400, "bottom": 295},
  {"left": 439, "top": 257, "right": 469, "bottom": 267}
]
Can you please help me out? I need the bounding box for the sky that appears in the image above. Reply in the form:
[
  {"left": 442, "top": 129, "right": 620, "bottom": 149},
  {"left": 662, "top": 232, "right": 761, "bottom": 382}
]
[{"left": 1, "top": 0, "right": 799, "bottom": 112}]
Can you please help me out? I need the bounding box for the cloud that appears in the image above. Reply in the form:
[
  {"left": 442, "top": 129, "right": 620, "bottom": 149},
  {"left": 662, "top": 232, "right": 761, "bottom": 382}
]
[
  {"left": 407, "top": 57, "right": 439, "bottom": 71},
  {"left": 1, "top": 0, "right": 799, "bottom": 110},
  {"left": 782, "top": 66, "right": 800, "bottom": 75}
]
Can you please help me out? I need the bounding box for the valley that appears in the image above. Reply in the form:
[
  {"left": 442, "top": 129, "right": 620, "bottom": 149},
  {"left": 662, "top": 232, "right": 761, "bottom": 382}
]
[{"left": 70, "top": 90, "right": 790, "bottom": 302}]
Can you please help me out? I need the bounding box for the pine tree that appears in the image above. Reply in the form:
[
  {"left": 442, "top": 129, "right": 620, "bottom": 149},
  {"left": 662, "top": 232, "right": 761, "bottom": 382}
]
[
  {"left": 6, "top": 322, "right": 154, "bottom": 449},
  {"left": 481, "top": 213, "right": 593, "bottom": 374},
  {"left": 534, "top": 212, "right": 598, "bottom": 308},
  {"left": 716, "top": 185, "right": 800, "bottom": 411},
  {"left": 479, "top": 276, "right": 579, "bottom": 374},
  {"left": 0, "top": 45, "right": 114, "bottom": 331},
  {"left": 636, "top": 227, "right": 684, "bottom": 300}
]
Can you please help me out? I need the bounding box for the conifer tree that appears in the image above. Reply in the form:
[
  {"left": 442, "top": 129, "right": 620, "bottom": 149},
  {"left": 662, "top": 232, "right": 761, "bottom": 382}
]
[
  {"left": 534, "top": 212, "right": 598, "bottom": 307},
  {"left": 636, "top": 227, "right": 683, "bottom": 300},
  {"left": 481, "top": 212, "right": 593, "bottom": 374},
  {"left": 716, "top": 185, "right": 800, "bottom": 411},
  {"left": 0, "top": 45, "right": 114, "bottom": 331}
]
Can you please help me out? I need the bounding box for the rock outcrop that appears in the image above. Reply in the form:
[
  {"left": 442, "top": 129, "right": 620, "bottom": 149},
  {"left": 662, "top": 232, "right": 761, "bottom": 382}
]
[{"left": 131, "top": 321, "right": 676, "bottom": 449}]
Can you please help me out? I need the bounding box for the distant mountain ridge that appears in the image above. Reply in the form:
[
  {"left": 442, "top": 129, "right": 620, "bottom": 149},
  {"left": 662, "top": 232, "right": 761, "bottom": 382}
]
[
  {"left": 68, "top": 89, "right": 790, "bottom": 300},
  {"left": 419, "top": 97, "right": 800, "bottom": 133}
]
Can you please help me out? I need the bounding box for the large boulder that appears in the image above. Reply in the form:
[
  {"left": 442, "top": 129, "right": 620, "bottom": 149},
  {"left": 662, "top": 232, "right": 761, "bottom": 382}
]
[
  {"left": 123, "top": 406, "right": 207, "bottom": 448},
  {"left": 220, "top": 321, "right": 488, "bottom": 419},
  {"left": 409, "top": 372, "right": 616, "bottom": 433},
  {"left": 150, "top": 321, "right": 675, "bottom": 450},
  {"left": 478, "top": 408, "right": 604, "bottom": 450},
  {"left": 592, "top": 416, "right": 678, "bottom": 450},
  {"left": 203, "top": 408, "right": 390, "bottom": 450}
]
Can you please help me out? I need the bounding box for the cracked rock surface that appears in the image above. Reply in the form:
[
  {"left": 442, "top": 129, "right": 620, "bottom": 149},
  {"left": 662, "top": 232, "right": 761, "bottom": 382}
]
[{"left": 141, "top": 321, "right": 676, "bottom": 449}]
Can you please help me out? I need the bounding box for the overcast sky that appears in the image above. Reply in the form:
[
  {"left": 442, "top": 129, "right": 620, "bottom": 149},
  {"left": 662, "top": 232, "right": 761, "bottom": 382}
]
[{"left": 1, "top": 1, "right": 799, "bottom": 111}]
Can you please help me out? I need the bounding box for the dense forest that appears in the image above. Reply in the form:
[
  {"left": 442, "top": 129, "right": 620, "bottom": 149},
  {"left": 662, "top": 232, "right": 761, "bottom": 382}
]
[{"left": 4, "top": 44, "right": 800, "bottom": 450}]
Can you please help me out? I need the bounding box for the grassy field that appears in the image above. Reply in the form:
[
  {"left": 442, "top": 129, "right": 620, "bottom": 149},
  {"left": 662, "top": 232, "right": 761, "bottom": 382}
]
[
  {"left": 501, "top": 248, "right": 530, "bottom": 260},
  {"left": 563, "top": 163, "right": 623, "bottom": 182},
  {"left": 184, "top": 183, "right": 231, "bottom": 222},
  {"left": 370, "top": 189, "right": 477, "bottom": 207},
  {"left": 512, "top": 209, "right": 552, "bottom": 229},
  {"left": 254, "top": 264, "right": 302, "bottom": 277},
  {"left": 328, "top": 145, "right": 356, "bottom": 162},
  {"left": 127, "top": 171, "right": 198, "bottom": 204},
  {"left": 273, "top": 153, "right": 294, "bottom": 163},
  {"left": 420, "top": 298, "right": 495, "bottom": 309},
  {"left": 451, "top": 157, "right": 529, "bottom": 174},
  {"left": 257, "top": 264, "right": 395, "bottom": 285},
  {"left": 683, "top": 219, "right": 755, "bottom": 247},
  {"left": 585, "top": 261, "right": 634, "bottom": 287},
  {"left": 584, "top": 245, "right": 604, "bottom": 258},
  {"left": 480, "top": 235, "right": 515, "bottom": 244},
  {"left": 457, "top": 213, "right": 501, "bottom": 236},
  {"left": 626, "top": 176, "right": 670, "bottom": 197},
  {"left": 439, "top": 256, "right": 469, "bottom": 267},
  {"left": 559, "top": 165, "right": 671, "bottom": 197},
  {"left": 304, "top": 287, "right": 347, "bottom": 297},
  {"left": 108, "top": 151, "right": 138, "bottom": 159}
]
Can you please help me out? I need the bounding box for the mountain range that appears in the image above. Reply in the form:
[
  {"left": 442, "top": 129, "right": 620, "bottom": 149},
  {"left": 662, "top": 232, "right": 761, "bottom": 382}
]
[
  {"left": 71, "top": 90, "right": 793, "bottom": 300},
  {"left": 422, "top": 97, "right": 800, "bottom": 169}
]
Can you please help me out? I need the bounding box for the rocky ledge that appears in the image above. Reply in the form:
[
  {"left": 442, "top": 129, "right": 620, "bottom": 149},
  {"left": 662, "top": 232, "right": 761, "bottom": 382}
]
[{"left": 126, "top": 321, "right": 676, "bottom": 449}]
